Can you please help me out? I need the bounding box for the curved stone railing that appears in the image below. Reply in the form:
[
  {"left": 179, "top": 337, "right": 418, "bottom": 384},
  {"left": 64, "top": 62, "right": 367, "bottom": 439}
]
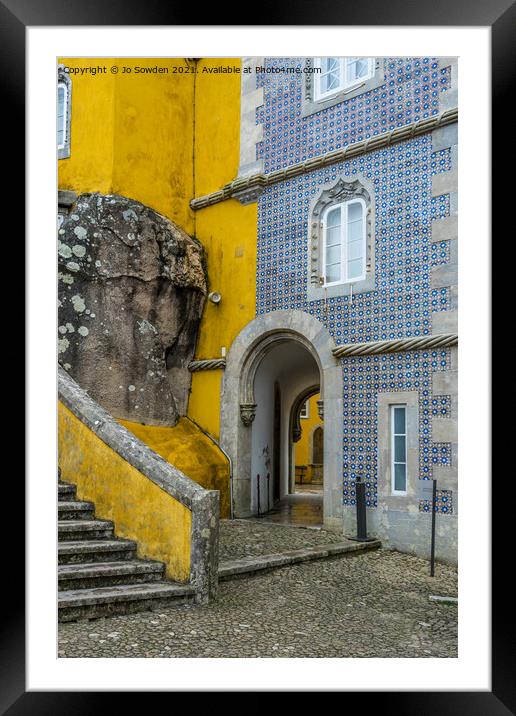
[{"left": 58, "top": 365, "right": 219, "bottom": 603}]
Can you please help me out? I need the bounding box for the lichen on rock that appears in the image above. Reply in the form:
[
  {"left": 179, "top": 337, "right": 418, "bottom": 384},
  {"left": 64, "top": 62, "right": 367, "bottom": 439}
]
[{"left": 58, "top": 192, "right": 207, "bottom": 426}]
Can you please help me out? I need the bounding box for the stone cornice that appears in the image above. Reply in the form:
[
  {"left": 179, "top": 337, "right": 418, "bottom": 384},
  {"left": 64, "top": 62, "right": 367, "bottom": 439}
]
[
  {"left": 332, "top": 333, "right": 458, "bottom": 358},
  {"left": 190, "top": 107, "right": 458, "bottom": 210}
]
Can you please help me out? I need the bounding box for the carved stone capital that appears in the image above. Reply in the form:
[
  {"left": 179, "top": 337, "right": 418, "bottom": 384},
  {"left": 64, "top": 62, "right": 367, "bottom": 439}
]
[
  {"left": 240, "top": 403, "right": 257, "bottom": 426},
  {"left": 292, "top": 426, "right": 302, "bottom": 443},
  {"left": 317, "top": 400, "right": 324, "bottom": 420}
]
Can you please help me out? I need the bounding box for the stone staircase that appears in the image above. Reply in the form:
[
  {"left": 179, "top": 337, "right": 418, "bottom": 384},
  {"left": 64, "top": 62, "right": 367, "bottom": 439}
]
[{"left": 58, "top": 476, "right": 195, "bottom": 622}]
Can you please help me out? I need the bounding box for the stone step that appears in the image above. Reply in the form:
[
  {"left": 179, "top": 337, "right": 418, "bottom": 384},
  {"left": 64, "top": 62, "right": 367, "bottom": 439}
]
[
  {"left": 218, "top": 539, "right": 381, "bottom": 581},
  {"left": 58, "top": 539, "right": 138, "bottom": 565},
  {"left": 58, "top": 483, "right": 77, "bottom": 501},
  {"left": 58, "top": 582, "right": 195, "bottom": 622},
  {"left": 58, "top": 559, "right": 165, "bottom": 590},
  {"left": 58, "top": 501, "right": 95, "bottom": 521},
  {"left": 58, "top": 519, "right": 114, "bottom": 541}
]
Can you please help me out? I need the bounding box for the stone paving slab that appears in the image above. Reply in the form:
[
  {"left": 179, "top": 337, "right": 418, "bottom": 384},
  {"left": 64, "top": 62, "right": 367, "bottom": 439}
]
[
  {"left": 219, "top": 540, "right": 380, "bottom": 580},
  {"left": 58, "top": 548, "right": 458, "bottom": 658}
]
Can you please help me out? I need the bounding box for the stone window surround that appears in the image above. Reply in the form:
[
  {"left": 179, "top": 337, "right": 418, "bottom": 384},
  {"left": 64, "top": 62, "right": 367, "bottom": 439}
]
[
  {"left": 377, "top": 391, "right": 419, "bottom": 512},
  {"left": 307, "top": 173, "right": 375, "bottom": 302},
  {"left": 313, "top": 57, "right": 375, "bottom": 102},
  {"left": 302, "top": 58, "right": 385, "bottom": 118},
  {"left": 57, "top": 64, "right": 72, "bottom": 160}
]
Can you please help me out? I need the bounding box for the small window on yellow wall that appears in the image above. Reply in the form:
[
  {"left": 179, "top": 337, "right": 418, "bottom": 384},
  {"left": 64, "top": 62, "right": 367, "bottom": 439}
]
[
  {"left": 57, "top": 65, "right": 71, "bottom": 159},
  {"left": 57, "top": 82, "right": 67, "bottom": 150}
]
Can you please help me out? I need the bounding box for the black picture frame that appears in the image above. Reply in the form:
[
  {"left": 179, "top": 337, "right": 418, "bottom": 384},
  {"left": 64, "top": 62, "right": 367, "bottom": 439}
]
[{"left": 5, "top": 0, "right": 509, "bottom": 710}]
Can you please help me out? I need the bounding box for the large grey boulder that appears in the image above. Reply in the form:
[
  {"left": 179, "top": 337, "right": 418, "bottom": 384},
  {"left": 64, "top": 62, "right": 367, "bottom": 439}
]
[{"left": 58, "top": 192, "right": 207, "bottom": 426}]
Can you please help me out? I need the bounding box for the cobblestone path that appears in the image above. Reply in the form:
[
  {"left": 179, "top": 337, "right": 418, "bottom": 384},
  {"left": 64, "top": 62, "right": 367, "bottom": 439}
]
[
  {"left": 218, "top": 519, "right": 348, "bottom": 560},
  {"left": 59, "top": 521, "right": 457, "bottom": 658}
]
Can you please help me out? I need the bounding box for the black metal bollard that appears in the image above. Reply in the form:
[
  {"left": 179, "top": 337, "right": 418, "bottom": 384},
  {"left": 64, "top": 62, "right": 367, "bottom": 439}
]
[
  {"left": 350, "top": 476, "right": 375, "bottom": 542},
  {"left": 356, "top": 478, "right": 367, "bottom": 540}
]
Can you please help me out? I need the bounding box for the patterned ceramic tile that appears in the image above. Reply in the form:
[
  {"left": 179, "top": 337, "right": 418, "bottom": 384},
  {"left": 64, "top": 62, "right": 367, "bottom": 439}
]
[
  {"left": 255, "top": 57, "right": 455, "bottom": 512},
  {"left": 419, "top": 488, "right": 453, "bottom": 514}
]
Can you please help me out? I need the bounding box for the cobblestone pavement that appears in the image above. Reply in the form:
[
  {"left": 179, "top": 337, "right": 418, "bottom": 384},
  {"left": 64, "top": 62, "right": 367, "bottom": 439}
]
[
  {"left": 59, "top": 521, "right": 458, "bottom": 658},
  {"left": 218, "top": 519, "right": 348, "bottom": 560}
]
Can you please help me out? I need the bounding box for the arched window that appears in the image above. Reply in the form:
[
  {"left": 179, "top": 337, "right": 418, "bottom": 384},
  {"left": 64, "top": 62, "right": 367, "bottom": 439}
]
[
  {"left": 307, "top": 175, "right": 375, "bottom": 301},
  {"left": 322, "top": 198, "right": 366, "bottom": 286}
]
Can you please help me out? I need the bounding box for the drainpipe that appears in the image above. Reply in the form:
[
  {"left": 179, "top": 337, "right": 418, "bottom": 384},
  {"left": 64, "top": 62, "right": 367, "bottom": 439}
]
[{"left": 187, "top": 417, "right": 235, "bottom": 520}]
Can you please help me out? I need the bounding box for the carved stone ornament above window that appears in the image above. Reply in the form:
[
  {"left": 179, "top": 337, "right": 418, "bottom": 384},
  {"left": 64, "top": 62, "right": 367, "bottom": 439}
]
[
  {"left": 307, "top": 174, "right": 376, "bottom": 302},
  {"left": 302, "top": 58, "right": 385, "bottom": 118}
]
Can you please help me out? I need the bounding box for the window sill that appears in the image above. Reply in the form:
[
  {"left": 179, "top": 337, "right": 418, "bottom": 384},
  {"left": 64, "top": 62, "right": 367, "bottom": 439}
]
[{"left": 307, "top": 271, "right": 375, "bottom": 302}]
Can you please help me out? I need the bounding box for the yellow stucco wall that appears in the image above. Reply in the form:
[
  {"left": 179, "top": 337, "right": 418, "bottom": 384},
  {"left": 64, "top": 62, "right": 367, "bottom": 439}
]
[
  {"left": 194, "top": 59, "right": 241, "bottom": 197},
  {"left": 58, "top": 55, "right": 257, "bottom": 455},
  {"left": 294, "top": 393, "right": 323, "bottom": 476},
  {"left": 58, "top": 402, "right": 191, "bottom": 581},
  {"left": 118, "top": 417, "right": 230, "bottom": 518},
  {"left": 58, "top": 65, "right": 116, "bottom": 195},
  {"left": 58, "top": 58, "right": 196, "bottom": 230},
  {"left": 188, "top": 199, "right": 257, "bottom": 439},
  {"left": 187, "top": 60, "right": 257, "bottom": 438}
]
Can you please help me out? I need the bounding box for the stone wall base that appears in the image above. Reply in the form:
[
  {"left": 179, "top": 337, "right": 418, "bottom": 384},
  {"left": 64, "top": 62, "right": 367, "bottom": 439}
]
[{"left": 341, "top": 505, "right": 458, "bottom": 565}]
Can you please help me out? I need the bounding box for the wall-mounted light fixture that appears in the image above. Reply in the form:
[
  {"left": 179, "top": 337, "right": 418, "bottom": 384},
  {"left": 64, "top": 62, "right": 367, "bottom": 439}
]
[{"left": 208, "top": 291, "right": 222, "bottom": 304}]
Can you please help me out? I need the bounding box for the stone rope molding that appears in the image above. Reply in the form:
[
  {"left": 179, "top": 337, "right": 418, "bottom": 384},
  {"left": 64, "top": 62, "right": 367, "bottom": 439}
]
[
  {"left": 188, "top": 335, "right": 458, "bottom": 369},
  {"left": 190, "top": 107, "right": 458, "bottom": 210},
  {"left": 332, "top": 333, "right": 458, "bottom": 358},
  {"left": 188, "top": 359, "right": 227, "bottom": 372}
]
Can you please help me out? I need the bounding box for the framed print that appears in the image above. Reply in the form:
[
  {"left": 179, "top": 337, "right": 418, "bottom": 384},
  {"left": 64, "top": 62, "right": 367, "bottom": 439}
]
[{"left": 4, "top": 0, "right": 510, "bottom": 709}]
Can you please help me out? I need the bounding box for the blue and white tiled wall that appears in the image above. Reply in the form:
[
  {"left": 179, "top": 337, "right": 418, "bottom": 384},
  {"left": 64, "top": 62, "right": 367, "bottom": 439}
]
[
  {"left": 254, "top": 57, "right": 455, "bottom": 516},
  {"left": 255, "top": 57, "right": 451, "bottom": 173}
]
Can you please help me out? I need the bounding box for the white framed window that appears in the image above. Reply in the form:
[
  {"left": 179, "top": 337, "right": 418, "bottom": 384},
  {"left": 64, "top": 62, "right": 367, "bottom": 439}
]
[
  {"left": 300, "top": 401, "right": 309, "bottom": 419},
  {"left": 57, "top": 65, "right": 72, "bottom": 159},
  {"left": 344, "top": 57, "right": 375, "bottom": 88},
  {"left": 314, "top": 57, "right": 375, "bottom": 101},
  {"left": 322, "top": 198, "right": 366, "bottom": 286},
  {"left": 57, "top": 82, "right": 68, "bottom": 150},
  {"left": 391, "top": 405, "right": 407, "bottom": 495}
]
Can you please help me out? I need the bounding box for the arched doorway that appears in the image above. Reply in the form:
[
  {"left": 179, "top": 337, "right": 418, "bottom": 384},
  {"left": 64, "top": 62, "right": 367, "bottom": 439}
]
[
  {"left": 292, "top": 391, "right": 324, "bottom": 495},
  {"left": 220, "top": 310, "right": 343, "bottom": 527}
]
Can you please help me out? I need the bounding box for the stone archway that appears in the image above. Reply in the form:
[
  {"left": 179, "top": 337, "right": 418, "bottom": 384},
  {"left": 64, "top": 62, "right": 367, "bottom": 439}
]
[{"left": 220, "top": 310, "right": 343, "bottom": 528}]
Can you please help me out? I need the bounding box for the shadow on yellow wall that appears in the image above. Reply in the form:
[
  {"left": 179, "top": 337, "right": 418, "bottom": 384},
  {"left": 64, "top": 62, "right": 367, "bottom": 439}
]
[{"left": 118, "top": 417, "right": 231, "bottom": 518}]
